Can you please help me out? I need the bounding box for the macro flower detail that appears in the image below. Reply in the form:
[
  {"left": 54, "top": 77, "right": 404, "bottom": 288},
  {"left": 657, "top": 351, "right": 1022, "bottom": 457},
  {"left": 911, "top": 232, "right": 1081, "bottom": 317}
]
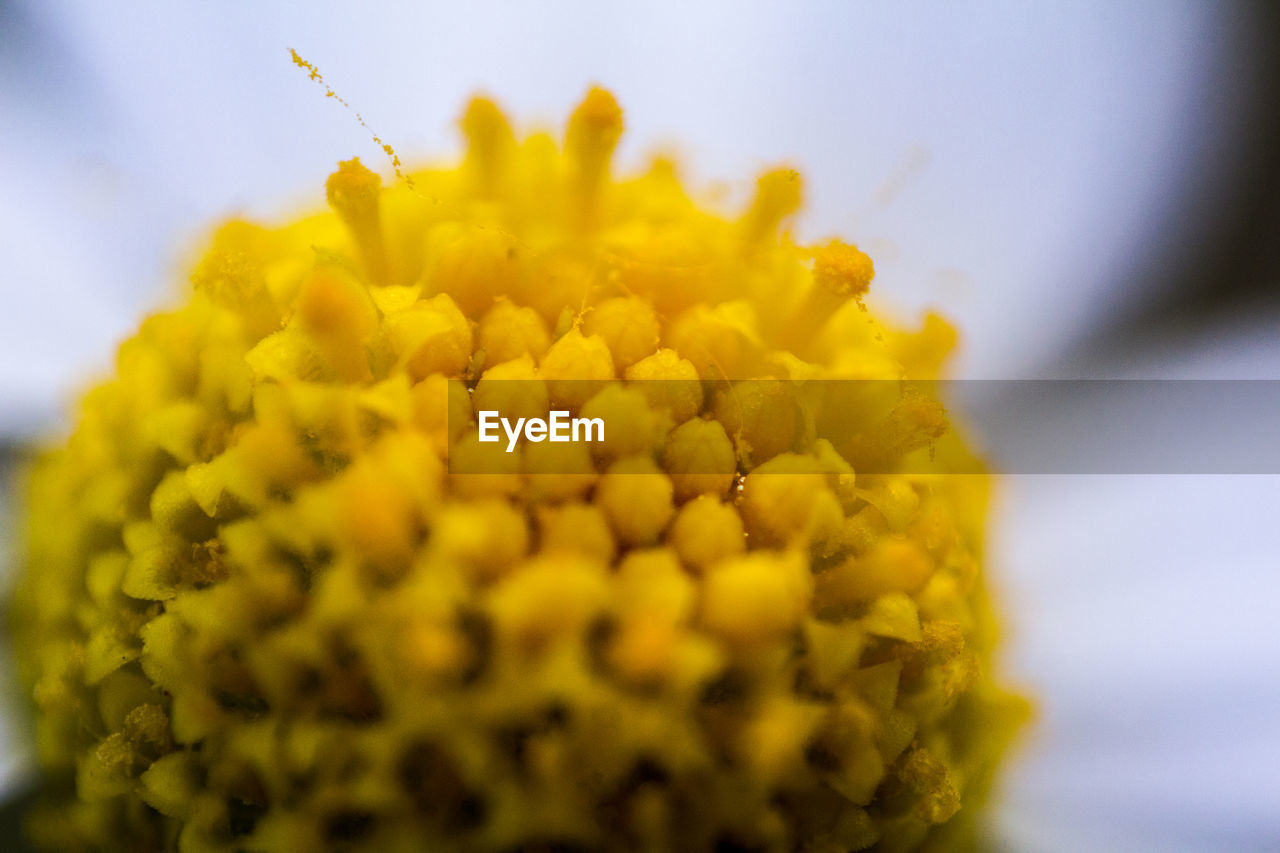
[{"left": 14, "top": 88, "right": 1025, "bottom": 852}]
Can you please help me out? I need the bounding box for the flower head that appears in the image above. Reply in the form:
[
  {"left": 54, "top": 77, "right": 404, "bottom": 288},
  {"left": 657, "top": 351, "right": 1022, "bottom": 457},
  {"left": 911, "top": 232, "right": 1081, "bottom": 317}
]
[{"left": 14, "top": 89, "right": 1024, "bottom": 851}]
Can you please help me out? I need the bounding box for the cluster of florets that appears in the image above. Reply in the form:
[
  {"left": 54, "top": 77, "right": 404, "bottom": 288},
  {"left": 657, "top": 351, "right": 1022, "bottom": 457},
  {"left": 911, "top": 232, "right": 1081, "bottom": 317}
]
[{"left": 14, "top": 88, "right": 1023, "bottom": 852}]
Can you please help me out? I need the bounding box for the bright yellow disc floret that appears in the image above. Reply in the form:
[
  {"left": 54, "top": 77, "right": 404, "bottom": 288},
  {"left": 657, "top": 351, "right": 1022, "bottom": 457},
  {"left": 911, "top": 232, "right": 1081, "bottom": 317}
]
[{"left": 13, "top": 89, "right": 1025, "bottom": 852}]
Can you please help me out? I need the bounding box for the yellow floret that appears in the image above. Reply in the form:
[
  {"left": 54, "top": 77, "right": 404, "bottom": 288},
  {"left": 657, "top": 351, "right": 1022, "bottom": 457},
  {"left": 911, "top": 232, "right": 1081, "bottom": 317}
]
[
  {"left": 624, "top": 347, "right": 703, "bottom": 423},
  {"left": 596, "top": 456, "right": 676, "bottom": 546},
  {"left": 472, "top": 355, "right": 548, "bottom": 423},
  {"left": 460, "top": 95, "right": 516, "bottom": 195},
  {"left": 539, "top": 327, "right": 615, "bottom": 410},
  {"left": 326, "top": 157, "right": 388, "bottom": 283},
  {"left": 742, "top": 167, "right": 804, "bottom": 245},
  {"left": 662, "top": 417, "right": 737, "bottom": 501},
  {"left": 383, "top": 293, "right": 473, "bottom": 380},
  {"left": 478, "top": 299, "right": 550, "bottom": 364},
  {"left": 426, "top": 223, "right": 520, "bottom": 317},
  {"left": 582, "top": 295, "right": 661, "bottom": 369},
  {"left": 578, "top": 384, "right": 660, "bottom": 461},
  {"left": 739, "top": 452, "right": 844, "bottom": 548},
  {"left": 538, "top": 502, "right": 617, "bottom": 563},
  {"left": 813, "top": 239, "right": 875, "bottom": 297},
  {"left": 700, "top": 551, "right": 812, "bottom": 645},
  {"left": 667, "top": 494, "right": 746, "bottom": 571}
]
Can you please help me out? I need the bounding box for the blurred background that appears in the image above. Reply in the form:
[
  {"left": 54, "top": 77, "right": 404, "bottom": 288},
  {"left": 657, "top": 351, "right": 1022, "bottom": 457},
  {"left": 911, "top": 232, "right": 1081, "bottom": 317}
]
[{"left": 1, "top": 1, "right": 1278, "bottom": 850}]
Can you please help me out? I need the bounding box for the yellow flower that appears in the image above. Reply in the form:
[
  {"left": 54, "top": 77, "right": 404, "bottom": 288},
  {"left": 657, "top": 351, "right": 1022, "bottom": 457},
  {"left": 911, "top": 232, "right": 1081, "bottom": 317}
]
[{"left": 13, "top": 88, "right": 1025, "bottom": 851}]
